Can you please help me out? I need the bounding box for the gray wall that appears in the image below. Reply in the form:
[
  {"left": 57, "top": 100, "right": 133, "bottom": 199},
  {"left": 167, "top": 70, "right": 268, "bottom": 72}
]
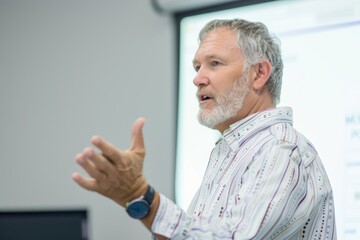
[{"left": 0, "top": 0, "right": 175, "bottom": 239}]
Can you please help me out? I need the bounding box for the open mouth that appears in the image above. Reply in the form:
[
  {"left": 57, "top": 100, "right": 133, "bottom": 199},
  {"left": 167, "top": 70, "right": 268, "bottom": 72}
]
[
  {"left": 201, "top": 95, "right": 210, "bottom": 101},
  {"left": 198, "top": 94, "right": 213, "bottom": 103}
]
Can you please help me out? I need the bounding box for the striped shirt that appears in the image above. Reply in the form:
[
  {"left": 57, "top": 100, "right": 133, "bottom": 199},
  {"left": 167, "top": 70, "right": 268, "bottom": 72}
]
[{"left": 152, "top": 107, "right": 336, "bottom": 239}]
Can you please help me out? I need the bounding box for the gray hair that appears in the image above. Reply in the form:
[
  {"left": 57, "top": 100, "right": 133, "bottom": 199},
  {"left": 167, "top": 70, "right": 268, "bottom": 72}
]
[{"left": 199, "top": 19, "right": 283, "bottom": 105}]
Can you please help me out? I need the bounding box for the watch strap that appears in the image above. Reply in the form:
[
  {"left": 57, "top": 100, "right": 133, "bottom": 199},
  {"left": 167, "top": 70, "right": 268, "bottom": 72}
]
[{"left": 143, "top": 185, "right": 155, "bottom": 206}]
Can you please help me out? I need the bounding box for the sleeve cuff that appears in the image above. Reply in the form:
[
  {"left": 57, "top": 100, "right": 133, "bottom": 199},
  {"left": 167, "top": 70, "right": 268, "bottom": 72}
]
[{"left": 151, "top": 193, "right": 186, "bottom": 238}]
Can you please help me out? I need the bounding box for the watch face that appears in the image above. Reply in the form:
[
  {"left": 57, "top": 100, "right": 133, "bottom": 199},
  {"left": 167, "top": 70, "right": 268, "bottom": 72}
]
[{"left": 126, "top": 200, "right": 150, "bottom": 219}]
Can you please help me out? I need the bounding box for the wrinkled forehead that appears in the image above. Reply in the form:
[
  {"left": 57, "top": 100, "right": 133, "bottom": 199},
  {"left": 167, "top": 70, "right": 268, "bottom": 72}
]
[
  {"left": 193, "top": 28, "right": 243, "bottom": 66},
  {"left": 201, "top": 28, "right": 238, "bottom": 47},
  {"left": 194, "top": 28, "right": 243, "bottom": 59},
  {"left": 199, "top": 27, "right": 242, "bottom": 53}
]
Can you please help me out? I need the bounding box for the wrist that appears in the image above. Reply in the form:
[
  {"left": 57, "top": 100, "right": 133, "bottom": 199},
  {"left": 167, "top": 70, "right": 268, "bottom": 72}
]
[
  {"left": 141, "top": 191, "right": 160, "bottom": 231},
  {"left": 117, "top": 179, "right": 148, "bottom": 207},
  {"left": 126, "top": 184, "right": 155, "bottom": 219}
]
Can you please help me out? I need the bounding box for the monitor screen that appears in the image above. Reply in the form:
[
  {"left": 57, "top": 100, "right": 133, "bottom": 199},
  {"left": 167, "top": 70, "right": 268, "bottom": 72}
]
[
  {"left": 0, "top": 210, "right": 88, "bottom": 240},
  {"left": 175, "top": 0, "right": 360, "bottom": 239}
]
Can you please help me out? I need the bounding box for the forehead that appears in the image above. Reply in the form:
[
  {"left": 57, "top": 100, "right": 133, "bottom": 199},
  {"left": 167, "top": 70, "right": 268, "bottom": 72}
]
[{"left": 194, "top": 27, "right": 242, "bottom": 62}]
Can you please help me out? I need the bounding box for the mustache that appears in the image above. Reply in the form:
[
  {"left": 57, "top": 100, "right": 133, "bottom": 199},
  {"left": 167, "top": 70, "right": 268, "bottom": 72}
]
[{"left": 196, "top": 88, "right": 214, "bottom": 98}]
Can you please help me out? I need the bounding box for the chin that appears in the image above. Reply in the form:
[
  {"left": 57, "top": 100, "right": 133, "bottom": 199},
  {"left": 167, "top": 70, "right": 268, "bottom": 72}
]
[{"left": 197, "top": 110, "right": 230, "bottom": 129}]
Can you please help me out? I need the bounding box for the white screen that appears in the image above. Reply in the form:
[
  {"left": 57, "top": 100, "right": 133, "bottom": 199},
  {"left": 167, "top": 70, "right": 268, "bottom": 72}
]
[{"left": 175, "top": 0, "right": 360, "bottom": 239}]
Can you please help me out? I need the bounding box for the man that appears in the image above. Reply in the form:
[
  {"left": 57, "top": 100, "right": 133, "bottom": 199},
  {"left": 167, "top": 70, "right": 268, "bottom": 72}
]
[{"left": 72, "top": 19, "right": 336, "bottom": 239}]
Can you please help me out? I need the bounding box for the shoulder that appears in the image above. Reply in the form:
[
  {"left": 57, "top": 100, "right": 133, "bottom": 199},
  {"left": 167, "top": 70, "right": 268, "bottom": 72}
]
[{"left": 268, "top": 122, "right": 319, "bottom": 166}]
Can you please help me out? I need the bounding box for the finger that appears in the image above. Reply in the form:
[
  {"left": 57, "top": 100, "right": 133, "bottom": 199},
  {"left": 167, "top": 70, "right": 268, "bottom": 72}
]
[
  {"left": 72, "top": 172, "right": 98, "bottom": 191},
  {"left": 75, "top": 152, "right": 107, "bottom": 180},
  {"left": 91, "top": 135, "right": 122, "bottom": 162},
  {"left": 129, "top": 117, "right": 146, "bottom": 153},
  {"left": 84, "top": 148, "right": 115, "bottom": 174}
]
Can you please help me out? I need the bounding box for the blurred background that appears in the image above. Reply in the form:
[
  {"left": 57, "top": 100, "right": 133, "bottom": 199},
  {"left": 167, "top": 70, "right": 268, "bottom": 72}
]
[{"left": 0, "top": 0, "right": 175, "bottom": 239}]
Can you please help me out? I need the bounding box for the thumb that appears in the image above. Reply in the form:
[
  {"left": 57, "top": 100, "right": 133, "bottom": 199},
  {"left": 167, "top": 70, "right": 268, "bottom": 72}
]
[{"left": 129, "top": 117, "right": 146, "bottom": 153}]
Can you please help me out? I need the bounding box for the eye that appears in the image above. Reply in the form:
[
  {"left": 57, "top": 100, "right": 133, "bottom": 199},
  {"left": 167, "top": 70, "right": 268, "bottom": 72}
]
[
  {"left": 193, "top": 64, "right": 200, "bottom": 72},
  {"left": 210, "top": 60, "right": 221, "bottom": 67}
]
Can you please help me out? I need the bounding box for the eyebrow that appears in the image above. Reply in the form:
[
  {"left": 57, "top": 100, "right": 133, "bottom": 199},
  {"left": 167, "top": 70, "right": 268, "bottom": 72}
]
[{"left": 192, "top": 54, "right": 221, "bottom": 67}]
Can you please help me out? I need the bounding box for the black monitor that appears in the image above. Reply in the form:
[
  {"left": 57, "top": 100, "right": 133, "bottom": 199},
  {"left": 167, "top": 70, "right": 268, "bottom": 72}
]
[{"left": 0, "top": 210, "right": 88, "bottom": 240}]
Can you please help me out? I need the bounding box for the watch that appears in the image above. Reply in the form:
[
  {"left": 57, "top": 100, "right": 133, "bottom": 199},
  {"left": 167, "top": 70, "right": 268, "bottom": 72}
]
[{"left": 125, "top": 185, "right": 155, "bottom": 219}]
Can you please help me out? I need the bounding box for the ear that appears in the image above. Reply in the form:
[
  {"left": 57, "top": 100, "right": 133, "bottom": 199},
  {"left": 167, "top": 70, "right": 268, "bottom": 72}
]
[{"left": 250, "top": 59, "right": 272, "bottom": 91}]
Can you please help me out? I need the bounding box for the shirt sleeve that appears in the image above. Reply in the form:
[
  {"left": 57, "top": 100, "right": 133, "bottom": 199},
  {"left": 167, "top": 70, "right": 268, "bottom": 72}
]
[{"left": 151, "top": 141, "right": 328, "bottom": 239}]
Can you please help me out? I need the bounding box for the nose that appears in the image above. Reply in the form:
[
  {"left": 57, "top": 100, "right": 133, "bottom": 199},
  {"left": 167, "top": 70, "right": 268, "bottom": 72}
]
[{"left": 193, "top": 69, "right": 210, "bottom": 87}]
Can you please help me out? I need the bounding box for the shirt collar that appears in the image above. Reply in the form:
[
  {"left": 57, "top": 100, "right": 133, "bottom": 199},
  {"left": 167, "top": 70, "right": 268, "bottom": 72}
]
[{"left": 222, "top": 107, "right": 293, "bottom": 152}]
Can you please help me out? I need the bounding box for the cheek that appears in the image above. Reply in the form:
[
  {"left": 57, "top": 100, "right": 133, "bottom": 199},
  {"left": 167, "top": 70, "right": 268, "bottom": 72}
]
[
  {"left": 216, "top": 78, "right": 238, "bottom": 95},
  {"left": 211, "top": 69, "right": 244, "bottom": 94}
]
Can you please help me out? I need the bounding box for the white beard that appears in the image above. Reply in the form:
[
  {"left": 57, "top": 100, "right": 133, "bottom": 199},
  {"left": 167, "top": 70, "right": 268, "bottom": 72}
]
[{"left": 197, "top": 73, "right": 249, "bottom": 129}]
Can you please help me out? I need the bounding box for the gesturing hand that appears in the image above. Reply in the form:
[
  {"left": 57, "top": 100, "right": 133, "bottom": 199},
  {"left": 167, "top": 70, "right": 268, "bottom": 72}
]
[{"left": 72, "top": 117, "right": 148, "bottom": 207}]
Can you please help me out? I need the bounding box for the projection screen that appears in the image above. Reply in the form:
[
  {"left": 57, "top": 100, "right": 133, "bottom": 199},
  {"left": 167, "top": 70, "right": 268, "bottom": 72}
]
[{"left": 175, "top": 0, "right": 360, "bottom": 239}]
